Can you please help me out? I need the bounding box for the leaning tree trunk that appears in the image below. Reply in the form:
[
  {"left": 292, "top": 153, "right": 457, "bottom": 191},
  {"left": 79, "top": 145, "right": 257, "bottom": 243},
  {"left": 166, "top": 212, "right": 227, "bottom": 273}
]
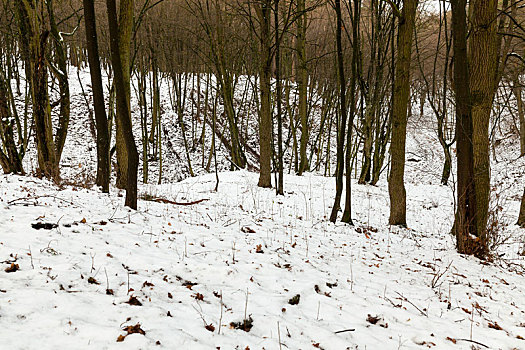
[
  {"left": 107, "top": 0, "right": 139, "bottom": 209},
  {"left": 388, "top": 0, "right": 418, "bottom": 226}
]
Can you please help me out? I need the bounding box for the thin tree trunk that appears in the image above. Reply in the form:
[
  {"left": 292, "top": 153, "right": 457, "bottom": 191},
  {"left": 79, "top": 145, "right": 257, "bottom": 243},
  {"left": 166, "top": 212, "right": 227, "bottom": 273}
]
[
  {"left": 518, "top": 188, "right": 525, "bottom": 227},
  {"left": 297, "top": 0, "right": 308, "bottom": 175},
  {"left": 342, "top": 0, "right": 361, "bottom": 224},
  {"left": 329, "top": 0, "right": 347, "bottom": 223}
]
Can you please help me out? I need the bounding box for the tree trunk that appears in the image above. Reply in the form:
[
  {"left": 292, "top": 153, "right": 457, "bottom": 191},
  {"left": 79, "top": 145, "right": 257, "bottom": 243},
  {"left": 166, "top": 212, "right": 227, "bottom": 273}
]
[
  {"left": 115, "top": 0, "right": 134, "bottom": 189},
  {"left": 257, "top": 0, "right": 272, "bottom": 188},
  {"left": 388, "top": 0, "right": 418, "bottom": 226},
  {"left": 341, "top": 0, "right": 361, "bottom": 225},
  {"left": 329, "top": 0, "right": 347, "bottom": 223},
  {"left": 84, "top": 0, "right": 111, "bottom": 193},
  {"left": 47, "top": 0, "right": 70, "bottom": 162},
  {"left": 451, "top": 0, "right": 482, "bottom": 257},
  {"left": 518, "top": 188, "right": 525, "bottom": 227},
  {"left": 512, "top": 74, "right": 525, "bottom": 157},
  {"left": 469, "top": 0, "right": 498, "bottom": 243},
  {"left": 275, "top": 0, "right": 284, "bottom": 195},
  {"left": 107, "top": 0, "right": 139, "bottom": 209},
  {"left": 297, "top": 0, "right": 309, "bottom": 175},
  {"left": 0, "top": 70, "right": 23, "bottom": 174}
]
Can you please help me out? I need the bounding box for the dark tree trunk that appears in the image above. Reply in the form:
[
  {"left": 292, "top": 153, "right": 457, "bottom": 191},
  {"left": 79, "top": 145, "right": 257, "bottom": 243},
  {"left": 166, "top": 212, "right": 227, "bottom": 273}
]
[
  {"left": 388, "top": 0, "right": 418, "bottom": 227},
  {"left": 84, "top": 0, "right": 111, "bottom": 193},
  {"left": 106, "top": 0, "right": 139, "bottom": 209},
  {"left": 451, "top": 0, "right": 481, "bottom": 256},
  {"left": 329, "top": 0, "right": 347, "bottom": 223}
]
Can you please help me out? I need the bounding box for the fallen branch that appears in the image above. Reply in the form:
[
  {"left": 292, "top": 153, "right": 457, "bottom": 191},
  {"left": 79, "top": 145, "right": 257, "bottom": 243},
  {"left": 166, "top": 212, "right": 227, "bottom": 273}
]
[
  {"left": 395, "top": 291, "right": 428, "bottom": 317},
  {"left": 334, "top": 328, "right": 355, "bottom": 334},
  {"left": 152, "top": 197, "right": 209, "bottom": 206},
  {"left": 456, "top": 338, "right": 489, "bottom": 348}
]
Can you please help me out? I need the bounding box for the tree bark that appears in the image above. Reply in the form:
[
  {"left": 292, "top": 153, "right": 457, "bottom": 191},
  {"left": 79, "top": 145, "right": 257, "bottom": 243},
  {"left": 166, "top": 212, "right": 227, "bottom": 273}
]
[
  {"left": 107, "top": 0, "right": 139, "bottom": 209},
  {"left": 518, "top": 188, "right": 525, "bottom": 227},
  {"left": 257, "top": 0, "right": 272, "bottom": 188},
  {"left": 115, "top": 0, "right": 134, "bottom": 189},
  {"left": 469, "top": 0, "right": 498, "bottom": 242},
  {"left": 329, "top": 0, "right": 347, "bottom": 223},
  {"left": 388, "top": 0, "right": 418, "bottom": 226},
  {"left": 84, "top": 0, "right": 111, "bottom": 193},
  {"left": 341, "top": 0, "right": 361, "bottom": 225},
  {"left": 297, "top": 0, "right": 309, "bottom": 175}
]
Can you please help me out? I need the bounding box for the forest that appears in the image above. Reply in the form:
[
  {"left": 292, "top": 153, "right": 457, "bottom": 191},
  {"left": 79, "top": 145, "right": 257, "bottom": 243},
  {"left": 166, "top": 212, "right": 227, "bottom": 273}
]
[{"left": 1, "top": 0, "right": 525, "bottom": 349}]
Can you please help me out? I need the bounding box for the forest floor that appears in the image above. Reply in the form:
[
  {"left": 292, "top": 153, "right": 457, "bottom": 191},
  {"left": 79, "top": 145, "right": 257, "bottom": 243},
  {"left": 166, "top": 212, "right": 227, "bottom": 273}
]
[
  {"left": 1, "top": 164, "right": 525, "bottom": 349},
  {"left": 3, "top": 67, "right": 525, "bottom": 349}
]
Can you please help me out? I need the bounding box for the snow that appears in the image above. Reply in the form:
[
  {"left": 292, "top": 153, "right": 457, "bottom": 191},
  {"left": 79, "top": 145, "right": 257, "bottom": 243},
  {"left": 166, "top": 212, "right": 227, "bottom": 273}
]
[
  {"left": 3, "top": 61, "right": 525, "bottom": 349},
  {"left": 1, "top": 168, "right": 525, "bottom": 349}
]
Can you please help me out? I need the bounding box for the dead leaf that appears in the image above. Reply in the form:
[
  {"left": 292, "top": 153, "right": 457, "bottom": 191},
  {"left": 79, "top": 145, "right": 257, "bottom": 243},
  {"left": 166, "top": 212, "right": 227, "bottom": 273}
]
[{"left": 5, "top": 263, "right": 19, "bottom": 273}]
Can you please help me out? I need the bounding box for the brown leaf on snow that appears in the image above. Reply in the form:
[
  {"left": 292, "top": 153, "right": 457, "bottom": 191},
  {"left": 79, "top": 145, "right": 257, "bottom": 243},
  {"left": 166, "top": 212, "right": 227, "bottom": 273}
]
[
  {"left": 488, "top": 321, "right": 503, "bottom": 331},
  {"left": 116, "top": 335, "right": 126, "bottom": 342},
  {"left": 241, "top": 226, "right": 256, "bottom": 233},
  {"left": 123, "top": 323, "right": 146, "bottom": 335},
  {"left": 366, "top": 314, "right": 381, "bottom": 325},
  {"left": 88, "top": 277, "right": 100, "bottom": 285},
  {"left": 193, "top": 293, "right": 204, "bottom": 301},
  {"left": 255, "top": 244, "right": 264, "bottom": 253},
  {"left": 446, "top": 337, "right": 457, "bottom": 344},
  {"left": 5, "top": 263, "right": 19, "bottom": 273},
  {"left": 126, "top": 295, "right": 143, "bottom": 306},
  {"left": 205, "top": 324, "right": 215, "bottom": 332}
]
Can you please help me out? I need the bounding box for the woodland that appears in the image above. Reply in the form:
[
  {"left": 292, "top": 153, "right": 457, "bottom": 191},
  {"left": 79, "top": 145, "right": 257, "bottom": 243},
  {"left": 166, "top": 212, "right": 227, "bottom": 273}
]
[{"left": 1, "top": 0, "right": 525, "bottom": 348}]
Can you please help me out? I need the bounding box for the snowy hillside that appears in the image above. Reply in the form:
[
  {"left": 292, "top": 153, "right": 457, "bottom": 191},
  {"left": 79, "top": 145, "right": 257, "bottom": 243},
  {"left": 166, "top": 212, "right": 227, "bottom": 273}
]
[{"left": 1, "top": 167, "right": 525, "bottom": 349}]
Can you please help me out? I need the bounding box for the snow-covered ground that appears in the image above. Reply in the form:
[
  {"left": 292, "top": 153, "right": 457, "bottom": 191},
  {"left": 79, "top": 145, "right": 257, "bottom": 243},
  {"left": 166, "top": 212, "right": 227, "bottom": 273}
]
[
  {"left": 3, "top": 64, "right": 525, "bottom": 349},
  {"left": 1, "top": 167, "right": 525, "bottom": 349}
]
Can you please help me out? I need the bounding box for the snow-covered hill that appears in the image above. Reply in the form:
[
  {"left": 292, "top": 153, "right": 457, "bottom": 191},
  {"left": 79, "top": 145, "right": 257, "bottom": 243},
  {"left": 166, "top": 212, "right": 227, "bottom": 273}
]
[{"left": 1, "top": 169, "right": 525, "bottom": 349}]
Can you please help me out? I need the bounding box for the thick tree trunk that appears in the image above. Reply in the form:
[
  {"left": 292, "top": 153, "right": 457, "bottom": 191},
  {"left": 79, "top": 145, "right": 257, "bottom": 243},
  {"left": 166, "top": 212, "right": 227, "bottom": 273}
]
[
  {"left": 451, "top": 0, "right": 483, "bottom": 257},
  {"left": 115, "top": 0, "right": 134, "bottom": 189},
  {"left": 107, "top": 0, "right": 139, "bottom": 209},
  {"left": 257, "top": 0, "right": 272, "bottom": 188},
  {"left": 84, "top": 0, "right": 111, "bottom": 193},
  {"left": 469, "top": 0, "right": 498, "bottom": 243},
  {"left": 388, "top": 0, "right": 418, "bottom": 226}
]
